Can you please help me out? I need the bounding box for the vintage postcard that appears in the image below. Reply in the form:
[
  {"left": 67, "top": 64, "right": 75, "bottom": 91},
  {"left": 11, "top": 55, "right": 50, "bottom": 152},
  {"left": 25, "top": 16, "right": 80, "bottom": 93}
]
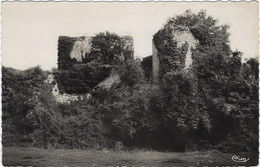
[{"left": 1, "top": 1, "right": 259, "bottom": 166}]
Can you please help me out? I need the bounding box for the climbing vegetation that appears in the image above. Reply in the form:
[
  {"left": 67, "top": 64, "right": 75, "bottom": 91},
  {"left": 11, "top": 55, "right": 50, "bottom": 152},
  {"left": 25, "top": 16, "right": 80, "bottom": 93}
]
[{"left": 2, "top": 11, "right": 258, "bottom": 153}]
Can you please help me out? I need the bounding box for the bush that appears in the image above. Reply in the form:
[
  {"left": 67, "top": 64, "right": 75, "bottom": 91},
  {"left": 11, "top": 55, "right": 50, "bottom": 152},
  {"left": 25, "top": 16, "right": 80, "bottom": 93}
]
[{"left": 118, "top": 59, "right": 145, "bottom": 87}]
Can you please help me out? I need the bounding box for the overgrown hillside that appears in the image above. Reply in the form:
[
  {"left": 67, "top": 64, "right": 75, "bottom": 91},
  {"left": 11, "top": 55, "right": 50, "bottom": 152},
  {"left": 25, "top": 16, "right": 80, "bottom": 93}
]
[{"left": 2, "top": 11, "right": 259, "bottom": 153}]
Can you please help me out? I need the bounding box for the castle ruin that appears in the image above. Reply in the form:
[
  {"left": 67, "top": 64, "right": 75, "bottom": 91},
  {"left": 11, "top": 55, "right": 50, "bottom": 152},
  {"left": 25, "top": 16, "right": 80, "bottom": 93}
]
[{"left": 53, "top": 27, "right": 199, "bottom": 103}]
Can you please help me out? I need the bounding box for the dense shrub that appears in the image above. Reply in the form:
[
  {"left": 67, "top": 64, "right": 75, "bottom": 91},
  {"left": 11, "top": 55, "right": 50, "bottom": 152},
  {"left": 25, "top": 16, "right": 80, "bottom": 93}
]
[
  {"left": 183, "top": 11, "right": 258, "bottom": 152},
  {"left": 141, "top": 55, "right": 153, "bottom": 79},
  {"left": 2, "top": 66, "right": 49, "bottom": 146},
  {"left": 118, "top": 59, "right": 145, "bottom": 87}
]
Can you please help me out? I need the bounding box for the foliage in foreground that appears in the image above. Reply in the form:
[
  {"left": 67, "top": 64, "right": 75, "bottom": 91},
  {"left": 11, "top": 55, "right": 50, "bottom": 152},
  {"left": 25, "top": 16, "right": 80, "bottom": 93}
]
[{"left": 2, "top": 57, "right": 258, "bottom": 152}]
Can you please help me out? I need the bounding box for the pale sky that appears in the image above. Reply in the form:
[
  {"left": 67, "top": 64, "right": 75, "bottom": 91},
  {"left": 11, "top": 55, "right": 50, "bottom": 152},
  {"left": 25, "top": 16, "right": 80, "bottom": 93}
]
[{"left": 2, "top": 2, "right": 259, "bottom": 70}]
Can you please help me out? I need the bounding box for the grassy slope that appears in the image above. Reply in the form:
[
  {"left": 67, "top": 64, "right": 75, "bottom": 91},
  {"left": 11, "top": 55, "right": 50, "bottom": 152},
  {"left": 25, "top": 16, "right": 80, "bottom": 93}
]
[{"left": 3, "top": 147, "right": 258, "bottom": 166}]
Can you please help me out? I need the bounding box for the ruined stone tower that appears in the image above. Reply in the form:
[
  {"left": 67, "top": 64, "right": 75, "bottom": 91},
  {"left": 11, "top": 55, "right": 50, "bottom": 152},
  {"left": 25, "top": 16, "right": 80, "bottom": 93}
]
[
  {"left": 152, "top": 26, "right": 198, "bottom": 80},
  {"left": 56, "top": 33, "right": 134, "bottom": 96}
]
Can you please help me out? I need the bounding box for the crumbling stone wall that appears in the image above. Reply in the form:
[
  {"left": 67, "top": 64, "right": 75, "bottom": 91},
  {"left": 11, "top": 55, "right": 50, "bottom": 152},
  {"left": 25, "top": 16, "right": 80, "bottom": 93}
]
[
  {"left": 95, "top": 73, "right": 120, "bottom": 89},
  {"left": 70, "top": 36, "right": 92, "bottom": 62},
  {"left": 45, "top": 74, "right": 91, "bottom": 104},
  {"left": 58, "top": 35, "right": 133, "bottom": 68},
  {"left": 173, "top": 30, "right": 198, "bottom": 69}
]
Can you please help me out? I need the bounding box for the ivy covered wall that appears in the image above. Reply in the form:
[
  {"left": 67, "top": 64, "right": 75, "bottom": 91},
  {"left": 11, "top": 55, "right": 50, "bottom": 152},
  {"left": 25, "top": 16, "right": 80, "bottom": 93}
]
[
  {"left": 56, "top": 32, "right": 134, "bottom": 94},
  {"left": 153, "top": 27, "right": 190, "bottom": 80},
  {"left": 57, "top": 36, "right": 77, "bottom": 70}
]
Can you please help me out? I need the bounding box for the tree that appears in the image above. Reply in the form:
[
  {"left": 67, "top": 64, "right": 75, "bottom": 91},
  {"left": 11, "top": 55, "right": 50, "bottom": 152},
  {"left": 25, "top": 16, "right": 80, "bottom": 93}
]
[
  {"left": 91, "top": 31, "right": 124, "bottom": 64},
  {"left": 118, "top": 59, "right": 145, "bottom": 87}
]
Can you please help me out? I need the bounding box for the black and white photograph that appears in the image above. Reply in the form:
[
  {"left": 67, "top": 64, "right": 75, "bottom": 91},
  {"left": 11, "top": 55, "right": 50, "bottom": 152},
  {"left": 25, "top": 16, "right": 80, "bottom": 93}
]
[{"left": 1, "top": 1, "right": 259, "bottom": 166}]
